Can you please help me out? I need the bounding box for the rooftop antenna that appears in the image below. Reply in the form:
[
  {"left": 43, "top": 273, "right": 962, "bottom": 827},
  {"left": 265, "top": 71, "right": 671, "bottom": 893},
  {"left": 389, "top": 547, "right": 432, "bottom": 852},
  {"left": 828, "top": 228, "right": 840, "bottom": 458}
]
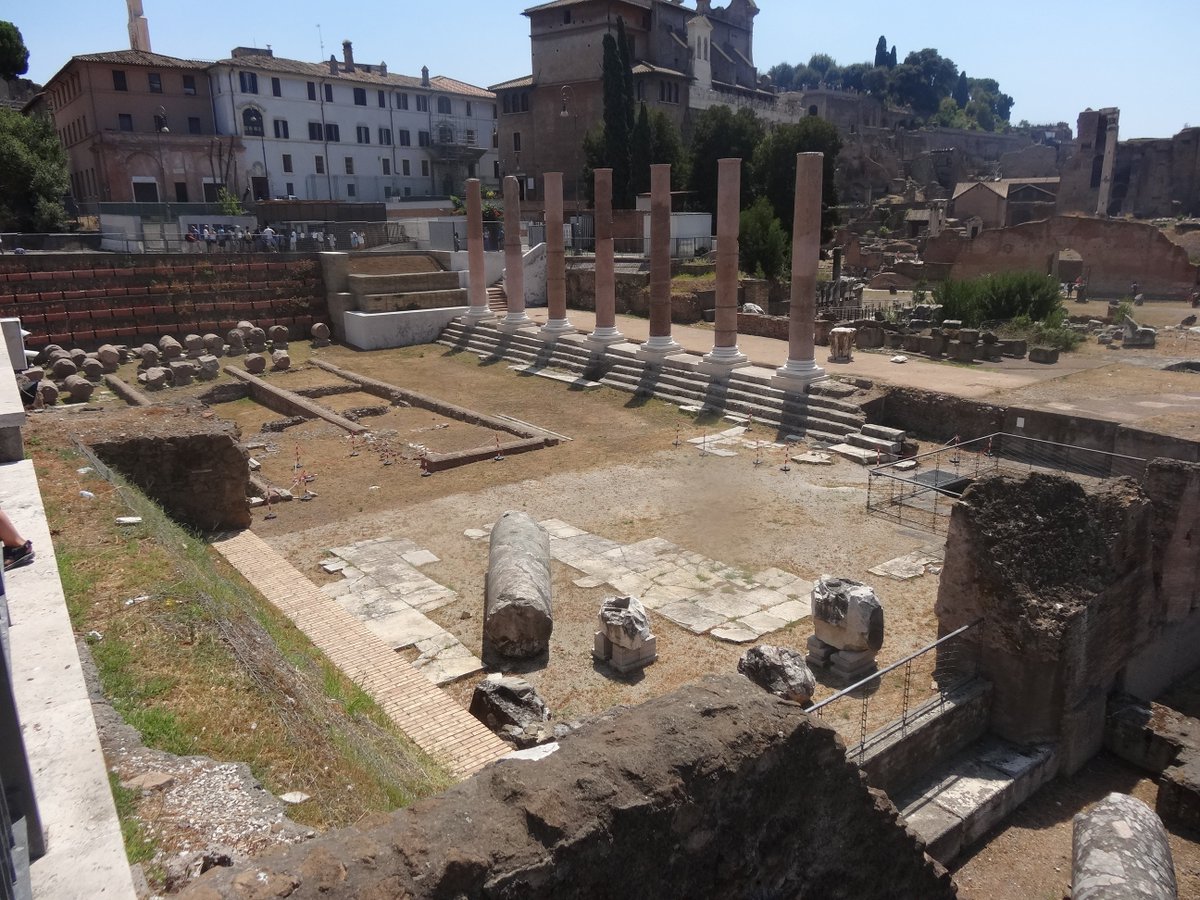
[{"left": 317, "top": 24, "right": 324, "bottom": 59}]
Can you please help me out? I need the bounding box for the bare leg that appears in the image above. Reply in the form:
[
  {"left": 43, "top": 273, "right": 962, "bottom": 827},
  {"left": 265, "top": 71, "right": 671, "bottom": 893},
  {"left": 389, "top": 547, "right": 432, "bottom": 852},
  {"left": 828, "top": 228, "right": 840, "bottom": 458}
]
[{"left": 0, "top": 508, "right": 26, "bottom": 549}]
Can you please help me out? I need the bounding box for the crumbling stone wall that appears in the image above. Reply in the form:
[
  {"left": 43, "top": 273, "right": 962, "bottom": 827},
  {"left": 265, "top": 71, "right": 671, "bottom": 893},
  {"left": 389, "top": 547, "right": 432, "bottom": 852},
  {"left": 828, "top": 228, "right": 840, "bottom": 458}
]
[
  {"left": 861, "top": 387, "right": 1006, "bottom": 444},
  {"left": 182, "top": 676, "right": 955, "bottom": 899},
  {"left": 74, "top": 406, "right": 250, "bottom": 531},
  {"left": 936, "top": 472, "right": 1155, "bottom": 773},
  {"left": 924, "top": 216, "right": 1199, "bottom": 299}
]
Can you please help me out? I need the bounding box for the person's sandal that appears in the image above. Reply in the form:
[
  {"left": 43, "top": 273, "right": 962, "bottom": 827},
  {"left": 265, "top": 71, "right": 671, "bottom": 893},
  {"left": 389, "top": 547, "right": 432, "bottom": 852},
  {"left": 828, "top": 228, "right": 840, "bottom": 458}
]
[{"left": 3, "top": 540, "right": 34, "bottom": 571}]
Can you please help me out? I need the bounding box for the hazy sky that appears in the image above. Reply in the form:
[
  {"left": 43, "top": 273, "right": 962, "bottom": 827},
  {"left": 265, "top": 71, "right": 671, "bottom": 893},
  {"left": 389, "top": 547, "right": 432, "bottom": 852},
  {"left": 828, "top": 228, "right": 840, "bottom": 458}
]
[{"left": 13, "top": 0, "right": 1191, "bottom": 139}]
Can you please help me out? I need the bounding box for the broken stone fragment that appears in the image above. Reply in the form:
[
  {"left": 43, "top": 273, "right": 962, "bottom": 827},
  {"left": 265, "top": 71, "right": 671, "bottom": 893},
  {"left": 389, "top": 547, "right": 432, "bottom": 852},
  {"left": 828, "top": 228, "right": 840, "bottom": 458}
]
[
  {"left": 271, "top": 349, "right": 291, "bottom": 371},
  {"left": 469, "top": 675, "right": 550, "bottom": 736},
  {"left": 738, "top": 645, "right": 816, "bottom": 705},
  {"left": 243, "top": 353, "right": 267, "bottom": 375}
]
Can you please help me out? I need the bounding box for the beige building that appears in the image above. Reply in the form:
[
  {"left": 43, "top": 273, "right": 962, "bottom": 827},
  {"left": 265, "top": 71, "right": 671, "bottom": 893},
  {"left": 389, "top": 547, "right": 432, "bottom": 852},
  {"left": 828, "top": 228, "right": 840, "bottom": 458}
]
[{"left": 952, "top": 178, "right": 1060, "bottom": 230}]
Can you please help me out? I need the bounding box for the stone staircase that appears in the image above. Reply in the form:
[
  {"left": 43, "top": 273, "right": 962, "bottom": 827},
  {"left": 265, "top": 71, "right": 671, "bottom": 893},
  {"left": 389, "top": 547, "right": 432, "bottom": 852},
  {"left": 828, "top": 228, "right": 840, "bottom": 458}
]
[
  {"left": 829, "top": 424, "right": 908, "bottom": 465},
  {"left": 437, "top": 319, "right": 867, "bottom": 443},
  {"left": 487, "top": 285, "right": 507, "bottom": 314},
  {"left": 347, "top": 259, "right": 467, "bottom": 313}
]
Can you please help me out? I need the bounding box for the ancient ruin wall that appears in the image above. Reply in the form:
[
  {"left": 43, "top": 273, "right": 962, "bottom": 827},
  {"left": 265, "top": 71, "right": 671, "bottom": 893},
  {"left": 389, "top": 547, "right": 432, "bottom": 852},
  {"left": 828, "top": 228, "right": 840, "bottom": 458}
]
[
  {"left": 936, "top": 472, "right": 1156, "bottom": 773},
  {"left": 861, "top": 387, "right": 1006, "bottom": 444},
  {"left": 74, "top": 406, "right": 251, "bottom": 531},
  {"left": 182, "top": 676, "right": 955, "bottom": 900},
  {"left": 924, "top": 216, "right": 1199, "bottom": 299}
]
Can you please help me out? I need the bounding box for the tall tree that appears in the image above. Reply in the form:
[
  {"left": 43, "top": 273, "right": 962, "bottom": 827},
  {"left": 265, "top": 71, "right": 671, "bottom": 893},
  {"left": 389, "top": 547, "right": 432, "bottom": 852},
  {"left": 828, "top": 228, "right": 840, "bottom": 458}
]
[
  {"left": 874, "top": 36, "right": 889, "bottom": 68},
  {"left": 630, "top": 103, "right": 653, "bottom": 196},
  {"left": 887, "top": 45, "right": 897, "bottom": 68},
  {"left": 953, "top": 70, "right": 970, "bottom": 108},
  {"left": 751, "top": 118, "right": 842, "bottom": 242},
  {"left": 601, "top": 21, "right": 634, "bottom": 207},
  {"left": 649, "top": 108, "right": 687, "bottom": 189},
  {"left": 0, "top": 21, "right": 29, "bottom": 81},
  {"left": 685, "top": 105, "right": 765, "bottom": 215},
  {"left": 0, "top": 108, "right": 68, "bottom": 232}
]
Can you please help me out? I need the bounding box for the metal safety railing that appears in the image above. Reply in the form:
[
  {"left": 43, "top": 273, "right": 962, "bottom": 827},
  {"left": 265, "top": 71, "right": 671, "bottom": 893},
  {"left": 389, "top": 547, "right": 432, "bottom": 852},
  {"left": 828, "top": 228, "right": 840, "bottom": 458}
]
[{"left": 810, "top": 619, "right": 982, "bottom": 763}]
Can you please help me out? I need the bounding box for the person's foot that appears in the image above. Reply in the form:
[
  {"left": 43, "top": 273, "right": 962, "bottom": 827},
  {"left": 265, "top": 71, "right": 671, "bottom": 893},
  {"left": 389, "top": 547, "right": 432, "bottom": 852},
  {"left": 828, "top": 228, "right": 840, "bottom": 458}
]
[{"left": 3, "top": 540, "right": 34, "bottom": 571}]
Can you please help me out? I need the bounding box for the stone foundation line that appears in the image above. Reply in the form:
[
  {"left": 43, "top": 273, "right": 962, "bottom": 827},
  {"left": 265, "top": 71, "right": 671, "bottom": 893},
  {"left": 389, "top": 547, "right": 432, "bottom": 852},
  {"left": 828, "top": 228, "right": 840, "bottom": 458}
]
[
  {"left": 463, "top": 178, "right": 493, "bottom": 322},
  {"left": 211, "top": 530, "right": 509, "bottom": 777},
  {"left": 224, "top": 365, "right": 368, "bottom": 435},
  {"left": 498, "top": 175, "right": 533, "bottom": 332},
  {"left": 586, "top": 167, "right": 624, "bottom": 346},
  {"left": 539, "top": 172, "right": 574, "bottom": 339},
  {"left": 637, "top": 164, "right": 683, "bottom": 360},
  {"left": 774, "top": 152, "right": 827, "bottom": 389}
]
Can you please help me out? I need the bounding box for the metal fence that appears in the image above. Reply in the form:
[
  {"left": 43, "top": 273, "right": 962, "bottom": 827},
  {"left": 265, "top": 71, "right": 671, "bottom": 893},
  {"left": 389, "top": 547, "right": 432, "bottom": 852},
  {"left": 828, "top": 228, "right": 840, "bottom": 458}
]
[
  {"left": 810, "top": 620, "right": 982, "bottom": 763},
  {"left": 866, "top": 433, "right": 1148, "bottom": 534}
]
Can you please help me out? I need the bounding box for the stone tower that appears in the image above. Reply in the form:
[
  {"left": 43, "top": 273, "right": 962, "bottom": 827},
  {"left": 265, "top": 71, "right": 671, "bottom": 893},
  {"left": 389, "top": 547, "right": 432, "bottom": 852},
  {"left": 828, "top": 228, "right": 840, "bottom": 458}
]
[{"left": 127, "top": 0, "right": 151, "bottom": 52}]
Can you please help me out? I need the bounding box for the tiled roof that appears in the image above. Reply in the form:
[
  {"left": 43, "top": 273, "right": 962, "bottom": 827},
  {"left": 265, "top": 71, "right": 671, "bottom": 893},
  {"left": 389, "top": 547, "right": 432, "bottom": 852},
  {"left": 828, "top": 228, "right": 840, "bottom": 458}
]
[
  {"left": 489, "top": 75, "right": 534, "bottom": 91},
  {"left": 429, "top": 75, "right": 495, "bottom": 99},
  {"left": 214, "top": 52, "right": 424, "bottom": 88},
  {"left": 72, "top": 49, "right": 212, "bottom": 70},
  {"left": 524, "top": 0, "right": 650, "bottom": 13},
  {"left": 953, "top": 177, "right": 1061, "bottom": 201},
  {"left": 632, "top": 62, "right": 688, "bottom": 79}
]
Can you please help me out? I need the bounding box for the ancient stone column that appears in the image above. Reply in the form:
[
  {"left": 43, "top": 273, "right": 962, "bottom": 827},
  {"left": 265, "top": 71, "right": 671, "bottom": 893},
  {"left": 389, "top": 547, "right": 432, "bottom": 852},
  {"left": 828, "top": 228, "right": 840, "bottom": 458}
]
[
  {"left": 464, "top": 178, "right": 493, "bottom": 321},
  {"left": 774, "top": 152, "right": 827, "bottom": 390},
  {"left": 1073, "top": 793, "right": 1177, "bottom": 899},
  {"left": 587, "top": 167, "right": 624, "bottom": 347},
  {"left": 701, "top": 158, "right": 750, "bottom": 374},
  {"left": 484, "top": 511, "right": 553, "bottom": 659},
  {"left": 498, "top": 175, "right": 532, "bottom": 331},
  {"left": 637, "top": 164, "right": 682, "bottom": 359},
  {"left": 539, "top": 172, "right": 574, "bottom": 339}
]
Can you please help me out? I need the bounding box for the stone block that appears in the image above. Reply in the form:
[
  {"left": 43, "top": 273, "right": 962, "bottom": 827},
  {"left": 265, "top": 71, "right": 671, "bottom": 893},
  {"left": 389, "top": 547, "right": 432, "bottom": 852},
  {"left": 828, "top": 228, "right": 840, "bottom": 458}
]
[
  {"left": 243, "top": 353, "right": 267, "bottom": 374},
  {"left": 158, "top": 335, "right": 183, "bottom": 358},
  {"left": 957, "top": 328, "right": 979, "bottom": 345},
  {"left": 1029, "top": 346, "right": 1059, "bottom": 364}
]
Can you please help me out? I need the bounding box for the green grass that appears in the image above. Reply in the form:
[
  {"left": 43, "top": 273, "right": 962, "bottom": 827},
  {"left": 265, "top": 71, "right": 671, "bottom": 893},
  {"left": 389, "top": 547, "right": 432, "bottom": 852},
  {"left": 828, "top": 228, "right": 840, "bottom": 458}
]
[{"left": 108, "top": 774, "right": 159, "bottom": 866}]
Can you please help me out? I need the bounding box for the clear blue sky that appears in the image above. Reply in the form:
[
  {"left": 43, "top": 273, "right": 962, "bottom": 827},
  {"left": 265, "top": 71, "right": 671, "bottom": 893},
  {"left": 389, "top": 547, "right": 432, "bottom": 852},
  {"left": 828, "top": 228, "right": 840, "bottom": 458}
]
[{"left": 13, "top": 0, "right": 1190, "bottom": 139}]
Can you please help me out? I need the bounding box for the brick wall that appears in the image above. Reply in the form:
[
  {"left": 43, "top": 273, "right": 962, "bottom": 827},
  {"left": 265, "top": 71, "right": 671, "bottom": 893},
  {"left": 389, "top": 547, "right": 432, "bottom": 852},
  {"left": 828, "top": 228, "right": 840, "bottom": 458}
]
[
  {"left": 736, "top": 312, "right": 790, "bottom": 340},
  {"left": 0, "top": 253, "right": 325, "bottom": 349}
]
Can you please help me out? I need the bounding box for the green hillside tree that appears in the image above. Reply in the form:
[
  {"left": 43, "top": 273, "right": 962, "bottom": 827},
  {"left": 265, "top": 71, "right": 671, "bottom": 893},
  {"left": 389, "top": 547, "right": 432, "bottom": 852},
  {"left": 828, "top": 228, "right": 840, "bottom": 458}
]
[
  {"left": 0, "top": 108, "right": 69, "bottom": 232},
  {"left": 752, "top": 118, "right": 842, "bottom": 242}
]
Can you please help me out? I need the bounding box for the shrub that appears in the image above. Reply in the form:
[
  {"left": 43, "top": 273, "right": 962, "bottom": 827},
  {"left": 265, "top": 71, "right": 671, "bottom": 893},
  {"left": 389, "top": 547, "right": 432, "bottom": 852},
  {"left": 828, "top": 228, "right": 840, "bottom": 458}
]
[
  {"left": 934, "top": 271, "right": 1063, "bottom": 327},
  {"left": 738, "top": 197, "right": 789, "bottom": 280}
]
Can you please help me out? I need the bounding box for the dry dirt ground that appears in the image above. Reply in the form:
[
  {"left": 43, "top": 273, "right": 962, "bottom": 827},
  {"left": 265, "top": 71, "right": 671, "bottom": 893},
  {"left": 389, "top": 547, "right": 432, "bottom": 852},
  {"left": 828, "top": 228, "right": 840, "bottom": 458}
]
[{"left": 105, "top": 333, "right": 1200, "bottom": 895}]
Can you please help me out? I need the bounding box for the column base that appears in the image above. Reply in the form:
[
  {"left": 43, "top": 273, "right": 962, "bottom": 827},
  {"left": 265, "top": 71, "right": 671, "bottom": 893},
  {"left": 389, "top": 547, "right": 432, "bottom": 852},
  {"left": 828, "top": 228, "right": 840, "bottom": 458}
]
[
  {"left": 771, "top": 359, "right": 827, "bottom": 392},
  {"left": 586, "top": 326, "right": 626, "bottom": 347},
  {"left": 536, "top": 319, "right": 575, "bottom": 341},
  {"left": 698, "top": 346, "right": 751, "bottom": 377},
  {"left": 496, "top": 313, "right": 535, "bottom": 332},
  {"left": 636, "top": 335, "right": 683, "bottom": 360},
  {"left": 463, "top": 307, "right": 495, "bottom": 322}
]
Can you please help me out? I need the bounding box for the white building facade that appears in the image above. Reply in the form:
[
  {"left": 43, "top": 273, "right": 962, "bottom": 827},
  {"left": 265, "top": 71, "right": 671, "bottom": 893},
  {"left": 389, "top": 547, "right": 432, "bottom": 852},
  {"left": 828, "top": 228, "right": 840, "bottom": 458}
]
[{"left": 209, "top": 42, "right": 499, "bottom": 203}]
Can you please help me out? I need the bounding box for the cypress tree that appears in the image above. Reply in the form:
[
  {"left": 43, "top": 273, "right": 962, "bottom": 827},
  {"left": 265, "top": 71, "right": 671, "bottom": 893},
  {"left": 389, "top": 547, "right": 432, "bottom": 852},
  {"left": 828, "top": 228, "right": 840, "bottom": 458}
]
[
  {"left": 874, "top": 35, "right": 888, "bottom": 68},
  {"left": 601, "top": 29, "right": 632, "bottom": 207},
  {"left": 630, "top": 102, "right": 653, "bottom": 196}
]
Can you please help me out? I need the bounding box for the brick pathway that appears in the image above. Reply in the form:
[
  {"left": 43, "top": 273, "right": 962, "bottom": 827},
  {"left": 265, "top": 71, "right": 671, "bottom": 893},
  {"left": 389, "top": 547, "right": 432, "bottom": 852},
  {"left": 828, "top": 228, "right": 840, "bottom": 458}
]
[{"left": 212, "top": 530, "right": 508, "bottom": 778}]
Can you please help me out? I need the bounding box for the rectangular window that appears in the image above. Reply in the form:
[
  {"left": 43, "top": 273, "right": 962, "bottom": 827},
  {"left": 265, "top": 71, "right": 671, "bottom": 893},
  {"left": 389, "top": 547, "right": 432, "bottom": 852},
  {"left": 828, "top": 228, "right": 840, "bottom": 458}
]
[
  {"left": 239, "top": 71, "right": 258, "bottom": 94},
  {"left": 492, "top": 129, "right": 499, "bottom": 148},
  {"left": 175, "top": 182, "right": 188, "bottom": 203},
  {"left": 285, "top": 182, "right": 294, "bottom": 196},
  {"left": 325, "top": 123, "right": 340, "bottom": 142},
  {"left": 466, "top": 101, "right": 472, "bottom": 116},
  {"left": 187, "top": 116, "right": 201, "bottom": 134},
  {"left": 183, "top": 74, "right": 196, "bottom": 95},
  {"left": 271, "top": 77, "right": 281, "bottom": 97},
  {"left": 118, "top": 113, "right": 133, "bottom": 131},
  {"left": 494, "top": 160, "right": 501, "bottom": 179},
  {"left": 421, "top": 159, "right": 430, "bottom": 177},
  {"left": 503, "top": 94, "right": 510, "bottom": 114},
  {"left": 308, "top": 121, "right": 323, "bottom": 141},
  {"left": 112, "top": 70, "right": 127, "bottom": 91},
  {"left": 345, "top": 157, "right": 354, "bottom": 175},
  {"left": 282, "top": 154, "right": 293, "bottom": 173},
  {"left": 437, "top": 97, "right": 452, "bottom": 114},
  {"left": 402, "top": 159, "right": 410, "bottom": 176},
  {"left": 382, "top": 158, "right": 391, "bottom": 175},
  {"left": 416, "top": 95, "right": 428, "bottom": 112},
  {"left": 273, "top": 119, "right": 289, "bottom": 139},
  {"left": 315, "top": 155, "right": 325, "bottom": 174},
  {"left": 356, "top": 125, "right": 370, "bottom": 144},
  {"left": 377, "top": 90, "right": 385, "bottom": 108},
  {"left": 378, "top": 127, "right": 392, "bottom": 145},
  {"left": 466, "top": 129, "right": 476, "bottom": 145},
  {"left": 307, "top": 81, "right": 316, "bottom": 101},
  {"left": 347, "top": 183, "right": 356, "bottom": 197},
  {"left": 323, "top": 83, "right": 333, "bottom": 102},
  {"left": 398, "top": 129, "right": 411, "bottom": 146},
  {"left": 520, "top": 92, "right": 529, "bottom": 112},
  {"left": 418, "top": 130, "right": 430, "bottom": 147},
  {"left": 353, "top": 87, "right": 367, "bottom": 106},
  {"left": 513, "top": 132, "right": 522, "bottom": 152},
  {"left": 396, "top": 92, "right": 409, "bottom": 110},
  {"left": 148, "top": 72, "right": 162, "bottom": 93}
]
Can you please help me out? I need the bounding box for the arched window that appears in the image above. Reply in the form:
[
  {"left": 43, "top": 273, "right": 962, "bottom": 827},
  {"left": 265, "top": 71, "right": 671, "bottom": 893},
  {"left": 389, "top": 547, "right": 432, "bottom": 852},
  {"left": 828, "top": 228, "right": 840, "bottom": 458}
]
[
  {"left": 437, "top": 96, "right": 452, "bottom": 115},
  {"left": 808, "top": 105, "right": 819, "bottom": 117},
  {"left": 242, "top": 107, "right": 264, "bottom": 136}
]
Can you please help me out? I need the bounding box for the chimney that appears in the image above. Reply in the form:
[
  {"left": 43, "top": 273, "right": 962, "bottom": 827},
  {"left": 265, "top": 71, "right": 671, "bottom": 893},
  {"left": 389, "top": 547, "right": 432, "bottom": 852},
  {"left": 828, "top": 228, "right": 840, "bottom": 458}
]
[
  {"left": 329, "top": 55, "right": 338, "bottom": 75},
  {"left": 421, "top": 65, "right": 430, "bottom": 87},
  {"left": 379, "top": 61, "right": 387, "bottom": 76},
  {"left": 342, "top": 40, "right": 355, "bottom": 72}
]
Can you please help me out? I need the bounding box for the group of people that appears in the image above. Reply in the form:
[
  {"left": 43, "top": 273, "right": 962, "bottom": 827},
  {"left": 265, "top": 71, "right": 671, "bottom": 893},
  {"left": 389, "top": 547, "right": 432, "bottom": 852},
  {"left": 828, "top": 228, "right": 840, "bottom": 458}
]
[{"left": 185, "top": 224, "right": 288, "bottom": 253}]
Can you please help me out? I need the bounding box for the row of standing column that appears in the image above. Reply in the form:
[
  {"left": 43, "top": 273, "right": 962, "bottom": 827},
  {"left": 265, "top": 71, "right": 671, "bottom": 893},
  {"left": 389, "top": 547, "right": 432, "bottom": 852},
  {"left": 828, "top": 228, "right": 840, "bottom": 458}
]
[{"left": 460, "top": 152, "right": 826, "bottom": 388}]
